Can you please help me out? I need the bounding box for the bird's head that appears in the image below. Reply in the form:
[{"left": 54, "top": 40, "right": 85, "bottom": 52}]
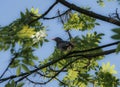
[{"left": 52, "top": 37, "right": 63, "bottom": 43}]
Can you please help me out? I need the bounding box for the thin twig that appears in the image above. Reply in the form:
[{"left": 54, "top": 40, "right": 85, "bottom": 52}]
[
  {"left": 28, "top": 1, "right": 58, "bottom": 25},
  {"left": 115, "top": 8, "right": 120, "bottom": 20},
  {"left": 48, "top": 66, "right": 67, "bottom": 72},
  {"left": 26, "top": 58, "right": 80, "bottom": 85},
  {"left": 43, "top": 9, "right": 71, "bottom": 20},
  {"left": 57, "top": 9, "right": 72, "bottom": 40},
  {"left": 36, "top": 71, "right": 51, "bottom": 78},
  {"left": 15, "top": 74, "right": 29, "bottom": 83},
  {"left": 0, "top": 53, "right": 19, "bottom": 79},
  {"left": 0, "top": 41, "right": 119, "bottom": 83},
  {"left": 58, "top": 10, "right": 72, "bottom": 39},
  {"left": 55, "top": 77, "right": 67, "bottom": 86}
]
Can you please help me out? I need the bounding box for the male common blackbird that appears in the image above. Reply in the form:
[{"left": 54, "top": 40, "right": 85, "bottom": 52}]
[{"left": 52, "top": 37, "right": 74, "bottom": 50}]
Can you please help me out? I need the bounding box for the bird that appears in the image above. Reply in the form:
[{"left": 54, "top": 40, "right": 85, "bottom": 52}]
[{"left": 52, "top": 37, "right": 74, "bottom": 51}]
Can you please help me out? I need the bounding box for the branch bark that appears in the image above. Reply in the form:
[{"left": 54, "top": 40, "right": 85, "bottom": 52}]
[
  {"left": 57, "top": 10, "right": 72, "bottom": 40},
  {"left": 0, "top": 41, "right": 119, "bottom": 83},
  {"left": 0, "top": 53, "right": 19, "bottom": 79},
  {"left": 57, "top": 0, "right": 120, "bottom": 26},
  {"left": 70, "top": 49, "right": 116, "bottom": 58},
  {"left": 43, "top": 9, "right": 71, "bottom": 20}
]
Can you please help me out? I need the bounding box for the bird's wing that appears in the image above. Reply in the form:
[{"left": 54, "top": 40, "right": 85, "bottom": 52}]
[{"left": 58, "top": 41, "right": 73, "bottom": 50}]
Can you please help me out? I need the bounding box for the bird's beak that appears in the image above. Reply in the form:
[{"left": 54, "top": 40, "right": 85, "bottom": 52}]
[{"left": 52, "top": 38, "right": 55, "bottom": 40}]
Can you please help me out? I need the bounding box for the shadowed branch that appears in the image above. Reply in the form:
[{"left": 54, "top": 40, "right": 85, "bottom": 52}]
[
  {"left": 0, "top": 41, "right": 119, "bottom": 83},
  {"left": 57, "top": 0, "right": 120, "bottom": 26}
]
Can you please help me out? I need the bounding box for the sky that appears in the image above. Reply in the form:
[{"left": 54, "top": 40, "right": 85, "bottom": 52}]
[{"left": 0, "top": 0, "right": 120, "bottom": 87}]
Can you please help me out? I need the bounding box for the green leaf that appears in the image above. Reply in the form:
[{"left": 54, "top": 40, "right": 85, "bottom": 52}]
[
  {"left": 5, "top": 83, "right": 11, "bottom": 87},
  {"left": 10, "top": 59, "right": 20, "bottom": 68},
  {"left": 16, "top": 66, "right": 21, "bottom": 76},
  {"left": 116, "top": 43, "right": 120, "bottom": 53},
  {"left": 5, "top": 80, "right": 16, "bottom": 87},
  {"left": 20, "top": 12, "right": 25, "bottom": 18},
  {"left": 21, "top": 64, "right": 30, "bottom": 72},
  {"left": 95, "top": 23, "right": 100, "bottom": 25},
  {"left": 101, "top": 62, "right": 117, "bottom": 74},
  {"left": 26, "top": 8, "right": 30, "bottom": 16},
  {"left": 64, "top": 12, "right": 97, "bottom": 31},
  {"left": 40, "top": 40, "right": 43, "bottom": 46},
  {"left": 32, "top": 56, "right": 38, "bottom": 60},
  {"left": 28, "top": 60, "right": 35, "bottom": 66},
  {"left": 112, "top": 28, "right": 120, "bottom": 34},
  {"left": 17, "top": 82, "right": 24, "bottom": 87},
  {"left": 111, "top": 35, "right": 120, "bottom": 40},
  {"left": 67, "top": 69, "right": 78, "bottom": 80},
  {"left": 11, "top": 80, "right": 15, "bottom": 86},
  {"left": 44, "top": 39, "right": 49, "bottom": 42},
  {"left": 97, "top": 0, "right": 105, "bottom": 7}
]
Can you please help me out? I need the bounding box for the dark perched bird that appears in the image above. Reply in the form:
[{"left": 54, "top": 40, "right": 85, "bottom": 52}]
[{"left": 52, "top": 37, "right": 74, "bottom": 51}]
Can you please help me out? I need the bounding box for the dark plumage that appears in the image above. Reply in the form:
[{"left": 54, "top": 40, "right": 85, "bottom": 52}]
[{"left": 52, "top": 37, "right": 74, "bottom": 50}]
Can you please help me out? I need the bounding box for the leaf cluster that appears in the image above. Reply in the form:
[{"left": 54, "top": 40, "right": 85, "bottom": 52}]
[
  {"left": 111, "top": 28, "right": 120, "bottom": 52},
  {"left": 64, "top": 12, "right": 99, "bottom": 31},
  {"left": 94, "top": 62, "right": 119, "bottom": 87},
  {"left": 97, "top": 0, "right": 114, "bottom": 7},
  {"left": 5, "top": 80, "right": 24, "bottom": 87},
  {"left": 0, "top": 8, "right": 48, "bottom": 86},
  {"left": 0, "top": 1, "right": 120, "bottom": 87}
]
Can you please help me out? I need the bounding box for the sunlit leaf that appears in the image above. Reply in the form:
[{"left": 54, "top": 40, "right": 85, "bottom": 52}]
[
  {"left": 17, "top": 25, "right": 36, "bottom": 38},
  {"left": 30, "top": 7, "right": 40, "bottom": 16},
  {"left": 16, "top": 66, "right": 21, "bottom": 76},
  {"left": 68, "top": 69, "right": 78, "bottom": 80},
  {"left": 17, "top": 82, "right": 24, "bottom": 87},
  {"left": 102, "top": 62, "right": 117, "bottom": 74},
  {"left": 64, "top": 12, "right": 97, "bottom": 31},
  {"left": 21, "top": 64, "right": 30, "bottom": 72}
]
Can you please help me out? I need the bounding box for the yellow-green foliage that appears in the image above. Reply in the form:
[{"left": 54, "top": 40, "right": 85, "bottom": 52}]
[
  {"left": 67, "top": 69, "right": 78, "bottom": 80},
  {"left": 101, "top": 62, "right": 117, "bottom": 74},
  {"left": 64, "top": 12, "right": 97, "bottom": 31},
  {"left": 31, "top": 7, "right": 41, "bottom": 16},
  {"left": 17, "top": 25, "right": 36, "bottom": 38}
]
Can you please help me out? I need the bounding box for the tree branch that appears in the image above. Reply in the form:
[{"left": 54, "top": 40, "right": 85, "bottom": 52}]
[
  {"left": 28, "top": 1, "right": 58, "bottom": 25},
  {"left": 0, "top": 41, "right": 119, "bottom": 83},
  {"left": 27, "top": 58, "right": 79, "bottom": 85},
  {"left": 48, "top": 66, "right": 67, "bottom": 72},
  {"left": 70, "top": 49, "right": 116, "bottom": 59},
  {"left": 43, "top": 9, "right": 71, "bottom": 20},
  {"left": 67, "top": 41, "right": 120, "bottom": 55},
  {"left": 115, "top": 8, "right": 120, "bottom": 21},
  {"left": 57, "top": 0, "right": 120, "bottom": 26},
  {"left": 57, "top": 9, "right": 72, "bottom": 40},
  {"left": 15, "top": 74, "right": 29, "bottom": 83},
  {"left": 0, "top": 53, "right": 19, "bottom": 79},
  {"left": 89, "top": 49, "right": 116, "bottom": 58},
  {"left": 55, "top": 77, "right": 66, "bottom": 86}
]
